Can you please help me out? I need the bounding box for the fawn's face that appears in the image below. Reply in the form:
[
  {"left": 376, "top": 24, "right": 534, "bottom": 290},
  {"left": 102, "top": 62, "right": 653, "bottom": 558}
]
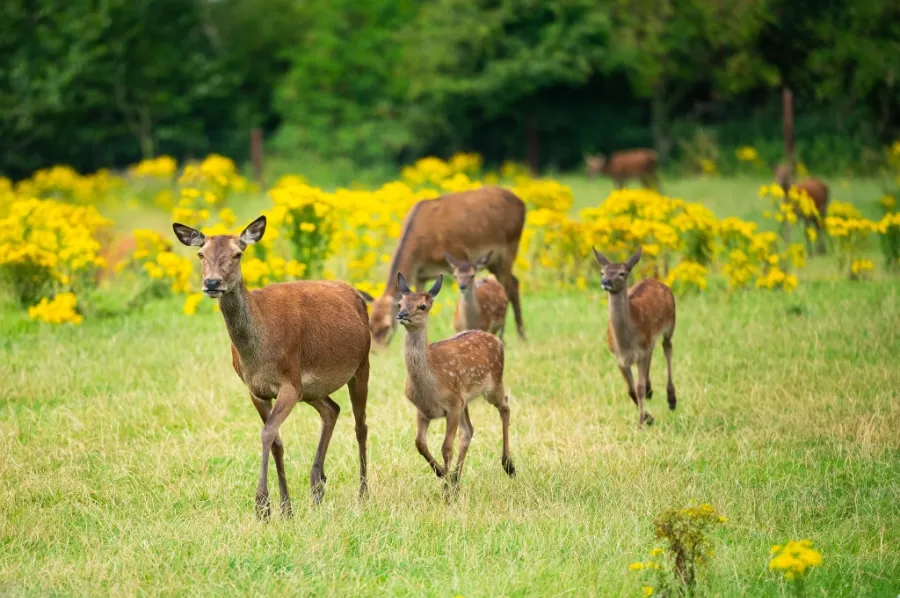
[
  {"left": 593, "top": 246, "right": 642, "bottom": 295},
  {"left": 446, "top": 251, "right": 492, "bottom": 293},
  {"left": 585, "top": 155, "right": 605, "bottom": 177},
  {"left": 396, "top": 273, "right": 443, "bottom": 329},
  {"left": 369, "top": 295, "right": 398, "bottom": 347},
  {"left": 173, "top": 216, "right": 266, "bottom": 297}
]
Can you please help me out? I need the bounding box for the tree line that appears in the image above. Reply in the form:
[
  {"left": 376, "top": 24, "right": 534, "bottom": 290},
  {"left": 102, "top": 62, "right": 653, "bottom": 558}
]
[{"left": 1, "top": 0, "right": 898, "bottom": 179}]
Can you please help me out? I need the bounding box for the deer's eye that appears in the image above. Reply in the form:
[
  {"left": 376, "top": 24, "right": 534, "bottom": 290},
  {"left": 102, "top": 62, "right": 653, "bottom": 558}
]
[
  {"left": 418, "top": 304, "right": 426, "bottom": 311},
  {"left": 232, "top": 253, "right": 242, "bottom": 260},
  {"left": 197, "top": 253, "right": 205, "bottom": 260},
  {"left": 619, "top": 272, "right": 626, "bottom": 278}
]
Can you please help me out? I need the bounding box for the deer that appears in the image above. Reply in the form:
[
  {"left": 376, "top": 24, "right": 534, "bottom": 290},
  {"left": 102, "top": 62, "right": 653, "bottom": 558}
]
[
  {"left": 585, "top": 149, "right": 660, "bottom": 190},
  {"left": 445, "top": 251, "right": 509, "bottom": 338},
  {"left": 774, "top": 163, "right": 829, "bottom": 255},
  {"left": 396, "top": 272, "right": 515, "bottom": 489},
  {"left": 172, "top": 216, "right": 371, "bottom": 520},
  {"left": 365, "top": 186, "right": 526, "bottom": 348},
  {"left": 592, "top": 246, "right": 677, "bottom": 428}
]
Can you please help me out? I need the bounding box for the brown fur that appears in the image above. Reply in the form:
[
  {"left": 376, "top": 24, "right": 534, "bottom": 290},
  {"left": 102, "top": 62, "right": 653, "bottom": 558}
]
[
  {"left": 446, "top": 251, "right": 509, "bottom": 338},
  {"left": 593, "top": 246, "right": 677, "bottom": 428},
  {"left": 585, "top": 149, "right": 660, "bottom": 189},
  {"left": 173, "top": 216, "right": 371, "bottom": 518},
  {"left": 396, "top": 273, "right": 515, "bottom": 487},
  {"left": 774, "top": 164, "right": 830, "bottom": 254},
  {"left": 366, "top": 186, "right": 526, "bottom": 348}
]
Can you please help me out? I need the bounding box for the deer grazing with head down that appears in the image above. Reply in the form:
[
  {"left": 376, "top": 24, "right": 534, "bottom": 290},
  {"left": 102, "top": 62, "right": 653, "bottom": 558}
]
[
  {"left": 396, "top": 272, "right": 515, "bottom": 488},
  {"left": 173, "top": 216, "right": 371, "bottom": 519},
  {"left": 445, "top": 251, "right": 509, "bottom": 338},
  {"left": 774, "top": 163, "right": 829, "bottom": 255},
  {"left": 592, "top": 246, "right": 677, "bottom": 428},
  {"left": 585, "top": 149, "right": 660, "bottom": 190},
  {"left": 365, "top": 186, "right": 526, "bottom": 348}
]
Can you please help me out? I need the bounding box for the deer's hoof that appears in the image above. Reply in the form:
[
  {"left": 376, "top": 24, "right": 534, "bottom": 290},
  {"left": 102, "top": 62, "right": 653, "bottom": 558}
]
[
  {"left": 281, "top": 498, "right": 293, "bottom": 518},
  {"left": 502, "top": 458, "right": 516, "bottom": 478},
  {"left": 255, "top": 493, "right": 271, "bottom": 521}
]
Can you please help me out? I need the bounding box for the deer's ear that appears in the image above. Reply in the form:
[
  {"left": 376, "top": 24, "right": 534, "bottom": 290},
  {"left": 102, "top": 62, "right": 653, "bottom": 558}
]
[
  {"left": 357, "top": 289, "right": 374, "bottom": 304},
  {"left": 592, "top": 247, "right": 611, "bottom": 267},
  {"left": 173, "top": 223, "right": 205, "bottom": 247},
  {"left": 475, "top": 251, "right": 493, "bottom": 269},
  {"left": 444, "top": 252, "right": 460, "bottom": 268},
  {"left": 625, "top": 246, "right": 643, "bottom": 271},
  {"left": 428, "top": 274, "right": 443, "bottom": 298},
  {"left": 397, "top": 272, "right": 412, "bottom": 295},
  {"left": 239, "top": 216, "right": 266, "bottom": 246}
]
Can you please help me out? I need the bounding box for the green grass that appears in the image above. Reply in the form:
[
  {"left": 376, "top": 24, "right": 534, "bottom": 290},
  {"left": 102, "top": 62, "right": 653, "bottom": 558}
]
[{"left": 2, "top": 175, "right": 899, "bottom": 596}]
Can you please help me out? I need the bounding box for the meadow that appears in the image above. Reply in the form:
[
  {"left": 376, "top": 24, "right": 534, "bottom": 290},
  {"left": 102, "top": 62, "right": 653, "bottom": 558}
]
[{"left": 1, "top": 160, "right": 900, "bottom": 596}]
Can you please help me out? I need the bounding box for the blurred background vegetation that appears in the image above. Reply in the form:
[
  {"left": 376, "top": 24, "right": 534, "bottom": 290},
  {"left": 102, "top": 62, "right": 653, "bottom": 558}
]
[{"left": 1, "top": 0, "right": 898, "bottom": 181}]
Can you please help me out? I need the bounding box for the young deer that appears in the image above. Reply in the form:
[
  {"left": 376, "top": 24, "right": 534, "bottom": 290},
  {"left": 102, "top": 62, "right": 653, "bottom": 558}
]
[
  {"left": 774, "top": 163, "right": 830, "bottom": 255},
  {"left": 396, "top": 272, "right": 515, "bottom": 487},
  {"left": 585, "top": 149, "right": 660, "bottom": 190},
  {"left": 173, "top": 216, "right": 371, "bottom": 519},
  {"left": 445, "top": 251, "right": 509, "bottom": 338},
  {"left": 592, "top": 246, "right": 677, "bottom": 428}
]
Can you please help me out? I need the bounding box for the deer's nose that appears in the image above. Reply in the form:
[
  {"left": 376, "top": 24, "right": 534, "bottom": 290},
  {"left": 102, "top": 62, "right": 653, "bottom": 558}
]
[{"left": 204, "top": 278, "right": 222, "bottom": 290}]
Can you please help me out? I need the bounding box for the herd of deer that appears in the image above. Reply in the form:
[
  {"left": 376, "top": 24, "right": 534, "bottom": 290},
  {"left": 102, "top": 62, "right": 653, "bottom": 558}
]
[{"left": 171, "top": 152, "right": 828, "bottom": 519}]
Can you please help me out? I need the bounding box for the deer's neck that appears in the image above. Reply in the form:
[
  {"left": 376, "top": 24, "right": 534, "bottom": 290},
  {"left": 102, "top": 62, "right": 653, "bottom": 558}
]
[
  {"left": 218, "top": 283, "right": 263, "bottom": 360},
  {"left": 460, "top": 287, "right": 480, "bottom": 328},
  {"left": 608, "top": 290, "right": 634, "bottom": 348},
  {"left": 404, "top": 324, "right": 438, "bottom": 389}
]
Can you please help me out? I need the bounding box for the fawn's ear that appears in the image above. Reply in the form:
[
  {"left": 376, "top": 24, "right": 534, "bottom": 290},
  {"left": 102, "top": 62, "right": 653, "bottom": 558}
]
[
  {"left": 625, "top": 246, "right": 643, "bottom": 271},
  {"left": 238, "top": 215, "right": 266, "bottom": 247},
  {"left": 397, "top": 272, "right": 412, "bottom": 295},
  {"left": 173, "top": 223, "right": 205, "bottom": 247},
  {"left": 357, "top": 289, "right": 374, "bottom": 304},
  {"left": 592, "top": 246, "right": 611, "bottom": 267},
  {"left": 474, "top": 251, "right": 493, "bottom": 269},
  {"left": 428, "top": 274, "right": 443, "bottom": 298},
  {"left": 444, "top": 252, "right": 461, "bottom": 268}
]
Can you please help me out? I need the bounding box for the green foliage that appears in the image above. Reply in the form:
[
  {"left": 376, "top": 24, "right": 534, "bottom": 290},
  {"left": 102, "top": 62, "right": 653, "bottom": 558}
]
[{"left": 653, "top": 504, "right": 727, "bottom": 592}]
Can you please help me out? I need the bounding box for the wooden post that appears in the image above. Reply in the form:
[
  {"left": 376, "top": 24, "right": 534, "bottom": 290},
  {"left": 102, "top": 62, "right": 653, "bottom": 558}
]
[
  {"left": 250, "top": 128, "right": 264, "bottom": 183},
  {"left": 525, "top": 112, "right": 539, "bottom": 176},
  {"left": 782, "top": 88, "right": 794, "bottom": 174}
]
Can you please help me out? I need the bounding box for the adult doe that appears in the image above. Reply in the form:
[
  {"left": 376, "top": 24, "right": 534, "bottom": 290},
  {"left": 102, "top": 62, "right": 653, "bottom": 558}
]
[
  {"left": 585, "top": 149, "right": 660, "bottom": 190},
  {"left": 173, "top": 216, "right": 371, "bottom": 519},
  {"left": 593, "top": 246, "right": 677, "bottom": 428},
  {"left": 774, "top": 163, "right": 830, "bottom": 255},
  {"left": 445, "top": 251, "right": 509, "bottom": 338},
  {"left": 366, "top": 186, "right": 526, "bottom": 348},
  {"left": 396, "top": 272, "right": 515, "bottom": 488}
]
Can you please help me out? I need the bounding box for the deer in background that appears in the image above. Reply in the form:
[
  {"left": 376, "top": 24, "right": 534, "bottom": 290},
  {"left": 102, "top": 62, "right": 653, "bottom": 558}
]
[
  {"left": 445, "top": 251, "right": 509, "bottom": 338},
  {"left": 396, "top": 272, "right": 515, "bottom": 488},
  {"left": 592, "top": 246, "right": 677, "bottom": 428},
  {"left": 365, "top": 186, "right": 526, "bottom": 348},
  {"left": 173, "top": 216, "right": 371, "bottom": 519},
  {"left": 774, "top": 163, "right": 829, "bottom": 255},
  {"left": 585, "top": 149, "right": 661, "bottom": 190}
]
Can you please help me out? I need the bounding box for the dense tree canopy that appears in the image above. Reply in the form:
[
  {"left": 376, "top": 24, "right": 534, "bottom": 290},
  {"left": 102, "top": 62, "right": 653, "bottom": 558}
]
[{"left": 0, "top": 0, "right": 897, "bottom": 178}]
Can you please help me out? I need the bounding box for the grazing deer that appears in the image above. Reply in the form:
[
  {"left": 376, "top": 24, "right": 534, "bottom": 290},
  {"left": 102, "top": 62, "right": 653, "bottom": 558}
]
[
  {"left": 365, "top": 186, "right": 526, "bottom": 348},
  {"left": 774, "top": 163, "right": 829, "bottom": 255},
  {"left": 396, "top": 272, "right": 515, "bottom": 487},
  {"left": 585, "top": 149, "right": 660, "bottom": 190},
  {"left": 445, "top": 251, "right": 509, "bottom": 338},
  {"left": 173, "top": 216, "right": 371, "bottom": 519},
  {"left": 592, "top": 246, "right": 677, "bottom": 428}
]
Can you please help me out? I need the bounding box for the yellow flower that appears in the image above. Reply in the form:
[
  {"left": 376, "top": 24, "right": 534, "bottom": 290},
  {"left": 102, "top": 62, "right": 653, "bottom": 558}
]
[
  {"left": 642, "top": 586, "right": 654, "bottom": 597},
  {"left": 628, "top": 562, "right": 644, "bottom": 571},
  {"left": 300, "top": 222, "right": 316, "bottom": 232},
  {"left": 28, "top": 293, "right": 83, "bottom": 325},
  {"left": 649, "top": 548, "right": 663, "bottom": 557},
  {"left": 183, "top": 293, "right": 204, "bottom": 316}
]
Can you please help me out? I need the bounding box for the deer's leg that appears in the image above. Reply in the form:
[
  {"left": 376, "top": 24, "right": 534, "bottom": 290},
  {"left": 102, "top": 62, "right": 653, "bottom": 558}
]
[
  {"left": 453, "top": 406, "right": 475, "bottom": 483},
  {"left": 257, "top": 384, "right": 301, "bottom": 519},
  {"left": 348, "top": 359, "right": 369, "bottom": 498},
  {"left": 636, "top": 355, "right": 654, "bottom": 428},
  {"left": 415, "top": 410, "right": 444, "bottom": 478},
  {"left": 618, "top": 364, "right": 638, "bottom": 406},
  {"left": 645, "top": 351, "right": 654, "bottom": 400},
  {"left": 307, "top": 396, "right": 340, "bottom": 504},
  {"left": 485, "top": 388, "right": 515, "bottom": 477},
  {"left": 443, "top": 403, "right": 462, "bottom": 487},
  {"left": 663, "top": 336, "right": 677, "bottom": 411},
  {"left": 492, "top": 258, "right": 526, "bottom": 341},
  {"left": 250, "top": 394, "right": 292, "bottom": 518}
]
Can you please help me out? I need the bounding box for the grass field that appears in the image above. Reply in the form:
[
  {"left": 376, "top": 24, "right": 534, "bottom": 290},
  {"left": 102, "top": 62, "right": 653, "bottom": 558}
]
[{"left": 2, "top": 176, "right": 899, "bottom": 596}]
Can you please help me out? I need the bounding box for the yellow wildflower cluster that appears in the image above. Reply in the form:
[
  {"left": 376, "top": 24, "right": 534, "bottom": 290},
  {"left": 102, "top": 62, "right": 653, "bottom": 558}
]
[
  {"left": 172, "top": 154, "right": 251, "bottom": 227},
  {"left": 735, "top": 146, "right": 760, "bottom": 163},
  {"left": 119, "top": 229, "right": 193, "bottom": 294},
  {"left": 0, "top": 196, "right": 111, "bottom": 304},
  {"left": 129, "top": 155, "right": 178, "bottom": 180},
  {"left": 14, "top": 165, "right": 120, "bottom": 205},
  {"left": 665, "top": 261, "right": 708, "bottom": 293},
  {"left": 769, "top": 540, "right": 822, "bottom": 581},
  {"left": 28, "top": 292, "right": 83, "bottom": 325}
]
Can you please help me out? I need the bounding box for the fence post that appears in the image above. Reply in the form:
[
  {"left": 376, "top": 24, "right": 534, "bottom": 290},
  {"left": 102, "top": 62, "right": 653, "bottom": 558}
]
[
  {"left": 250, "top": 128, "right": 264, "bottom": 184},
  {"left": 782, "top": 88, "right": 794, "bottom": 174}
]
